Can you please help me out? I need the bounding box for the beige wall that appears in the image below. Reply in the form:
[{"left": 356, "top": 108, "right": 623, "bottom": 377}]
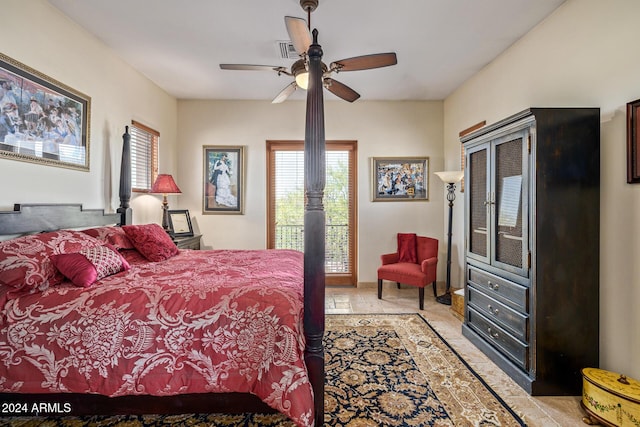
[
  {"left": 444, "top": 0, "right": 640, "bottom": 378},
  {"left": 0, "top": 0, "right": 178, "bottom": 224},
  {"left": 177, "top": 100, "right": 445, "bottom": 283}
]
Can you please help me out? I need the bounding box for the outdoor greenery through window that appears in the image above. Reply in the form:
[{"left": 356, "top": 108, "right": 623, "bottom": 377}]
[
  {"left": 267, "top": 141, "right": 357, "bottom": 285},
  {"left": 130, "top": 120, "right": 158, "bottom": 192}
]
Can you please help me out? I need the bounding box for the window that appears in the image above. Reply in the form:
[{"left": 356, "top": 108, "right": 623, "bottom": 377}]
[
  {"left": 267, "top": 140, "right": 358, "bottom": 285},
  {"left": 130, "top": 120, "right": 159, "bottom": 192}
]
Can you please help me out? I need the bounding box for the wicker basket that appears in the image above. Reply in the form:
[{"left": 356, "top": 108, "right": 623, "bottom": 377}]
[{"left": 451, "top": 288, "right": 464, "bottom": 320}]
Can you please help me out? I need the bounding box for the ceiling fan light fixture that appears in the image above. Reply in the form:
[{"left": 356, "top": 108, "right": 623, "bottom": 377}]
[
  {"left": 292, "top": 59, "right": 329, "bottom": 91},
  {"left": 295, "top": 72, "right": 309, "bottom": 90},
  {"left": 291, "top": 58, "right": 309, "bottom": 90}
]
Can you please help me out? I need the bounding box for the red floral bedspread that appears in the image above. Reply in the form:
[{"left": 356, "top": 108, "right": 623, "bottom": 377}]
[{"left": 0, "top": 249, "right": 313, "bottom": 426}]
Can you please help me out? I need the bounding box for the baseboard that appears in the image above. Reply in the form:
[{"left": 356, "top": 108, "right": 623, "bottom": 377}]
[{"left": 357, "top": 281, "right": 377, "bottom": 288}]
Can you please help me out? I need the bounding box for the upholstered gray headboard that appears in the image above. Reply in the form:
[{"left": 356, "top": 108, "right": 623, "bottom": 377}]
[{"left": 0, "top": 203, "right": 122, "bottom": 236}]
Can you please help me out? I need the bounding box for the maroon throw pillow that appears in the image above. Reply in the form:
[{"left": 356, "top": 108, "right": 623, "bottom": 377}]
[
  {"left": 81, "top": 226, "right": 135, "bottom": 250},
  {"left": 122, "top": 223, "right": 179, "bottom": 262},
  {"left": 50, "top": 244, "right": 130, "bottom": 287},
  {"left": 0, "top": 230, "right": 104, "bottom": 293},
  {"left": 397, "top": 233, "right": 417, "bottom": 263}
]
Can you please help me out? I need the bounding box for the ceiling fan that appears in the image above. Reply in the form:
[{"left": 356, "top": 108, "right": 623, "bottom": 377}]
[{"left": 220, "top": 0, "right": 397, "bottom": 103}]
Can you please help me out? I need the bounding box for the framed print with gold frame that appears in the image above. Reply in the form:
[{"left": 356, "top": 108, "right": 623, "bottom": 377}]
[
  {"left": 203, "top": 145, "right": 245, "bottom": 214},
  {"left": 0, "top": 53, "right": 90, "bottom": 171}
]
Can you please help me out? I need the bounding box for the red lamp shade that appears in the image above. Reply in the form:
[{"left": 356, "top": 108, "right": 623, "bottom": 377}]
[
  {"left": 151, "top": 174, "right": 181, "bottom": 232},
  {"left": 151, "top": 174, "right": 182, "bottom": 194}
]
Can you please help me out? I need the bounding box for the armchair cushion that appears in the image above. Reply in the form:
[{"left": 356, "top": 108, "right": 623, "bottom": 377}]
[
  {"left": 378, "top": 262, "right": 429, "bottom": 287},
  {"left": 397, "top": 233, "right": 417, "bottom": 263}
]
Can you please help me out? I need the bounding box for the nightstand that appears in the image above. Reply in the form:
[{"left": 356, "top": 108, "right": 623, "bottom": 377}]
[{"left": 173, "top": 234, "right": 202, "bottom": 250}]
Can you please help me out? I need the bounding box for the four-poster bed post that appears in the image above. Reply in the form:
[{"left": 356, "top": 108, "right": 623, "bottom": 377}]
[
  {"left": 117, "top": 125, "right": 132, "bottom": 226},
  {"left": 303, "top": 28, "right": 326, "bottom": 427}
]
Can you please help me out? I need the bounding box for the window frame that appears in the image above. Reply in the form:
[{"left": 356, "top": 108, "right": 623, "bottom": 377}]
[
  {"left": 130, "top": 120, "right": 159, "bottom": 193},
  {"left": 266, "top": 140, "right": 358, "bottom": 286}
]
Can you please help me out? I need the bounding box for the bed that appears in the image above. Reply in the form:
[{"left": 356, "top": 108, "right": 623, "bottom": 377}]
[{"left": 0, "top": 30, "right": 326, "bottom": 427}]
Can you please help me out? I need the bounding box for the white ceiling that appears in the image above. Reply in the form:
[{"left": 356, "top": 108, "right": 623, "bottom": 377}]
[{"left": 49, "top": 0, "right": 565, "bottom": 102}]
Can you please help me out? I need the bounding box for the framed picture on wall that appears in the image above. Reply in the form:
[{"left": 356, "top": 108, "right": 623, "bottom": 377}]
[
  {"left": 0, "top": 52, "right": 91, "bottom": 171},
  {"left": 203, "top": 145, "right": 245, "bottom": 214},
  {"left": 371, "top": 156, "right": 429, "bottom": 201}
]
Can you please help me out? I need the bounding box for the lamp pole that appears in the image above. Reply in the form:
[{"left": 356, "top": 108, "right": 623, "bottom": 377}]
[
  {"left": 433, "top": 170, "right": 464, "bottom": 306},
  {"left": 160, "top": 194, "right": 170, "bottom": 231},
  {"left": 436, "top": 181, "right": 457, "bottom": 305}
]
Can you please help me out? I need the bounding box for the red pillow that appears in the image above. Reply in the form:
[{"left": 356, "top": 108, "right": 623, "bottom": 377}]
[
  {"left": 397, "top": 233, "right": 417, "bottom": 263},
  {"left": 81, "top": 226, "right": 134, "bottom": 250},
  {"left": 122, "top": 223, "right": 178, "bottom": 262},
  {"left": 50, "top": 244, "right": 130, "bottom": 287},
  {"left": 0, "top": 230, "right": 104, "bottom": 293}
]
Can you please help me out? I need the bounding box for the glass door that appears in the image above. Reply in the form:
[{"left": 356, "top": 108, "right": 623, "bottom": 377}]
[
  {"left": 267, "top": 141, "right": 357, "bottom": 285},
  {"left": 466, "top": 143, "right": 490, "bottom": 264},
  {"left": 491, "top": 130, "right": 529, "bottom": 276}
]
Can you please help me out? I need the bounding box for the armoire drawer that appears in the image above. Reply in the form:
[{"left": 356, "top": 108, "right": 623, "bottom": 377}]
[
  {"left": 467, "top": 307, "right": 529, "bottom": 370},
  {"left": 467, "top": 286, "right": 529, "bottom": 342},
  {"left": 468, "top": 266, "right": 528, "bottom": 312}
]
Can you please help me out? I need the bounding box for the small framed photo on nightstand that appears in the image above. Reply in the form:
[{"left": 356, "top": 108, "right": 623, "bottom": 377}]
[{"left": 168, "top": 209, "right": 193, "bottom": 237}]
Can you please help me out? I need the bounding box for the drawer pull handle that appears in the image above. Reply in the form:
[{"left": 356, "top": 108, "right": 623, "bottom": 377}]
[
  {"left": 487, "top": 304, "right": 499, "bottom": 315},
  {"left": 488, "top": 281, "right": 500, "bottom": 291},
  {"left": 487, "top": 327, "right": 499, "bottom": 339}
]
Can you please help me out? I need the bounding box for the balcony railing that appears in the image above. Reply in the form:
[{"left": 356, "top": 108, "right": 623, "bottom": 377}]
[{"left": 275, "top": 224, "right": 350, "bottom": 273}]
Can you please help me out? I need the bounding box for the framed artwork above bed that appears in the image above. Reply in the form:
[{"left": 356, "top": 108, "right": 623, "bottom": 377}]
[
  {"left": 0, "top": 52, "right": 90, "bottom": 171},
  {"left": 203, "top": 145, "right": 245, "bottom": 214}
]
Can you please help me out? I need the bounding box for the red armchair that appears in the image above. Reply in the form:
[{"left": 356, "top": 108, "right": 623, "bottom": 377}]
[{"left": 377, "top": 235, "right": 438, "bottom": 310}]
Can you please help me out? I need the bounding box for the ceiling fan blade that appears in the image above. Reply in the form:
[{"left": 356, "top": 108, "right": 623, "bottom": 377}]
[
  {"left": 285, "top": 16, "right": 312, "bottom": 55},
  {"left": 324, "top": 78, "right": 360, "bottom": 103},
  {"left": 272, "top": 81, "right": 298, "bottom": 104},
  {"left": 220, "top": 64, "right": 286, "bottom": 72},
  {"left": 330, "top": 53, "right": 398, "bottom": 72}
]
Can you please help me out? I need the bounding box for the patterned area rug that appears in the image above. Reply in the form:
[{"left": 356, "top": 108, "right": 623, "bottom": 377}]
[{"left": 1, "top": 314, "right": 525, "bottom": 427}]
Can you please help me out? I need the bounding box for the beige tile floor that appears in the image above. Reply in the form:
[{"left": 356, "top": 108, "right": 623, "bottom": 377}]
[{"left": 326, "top": 283, "right": 589, "bottom": 427}]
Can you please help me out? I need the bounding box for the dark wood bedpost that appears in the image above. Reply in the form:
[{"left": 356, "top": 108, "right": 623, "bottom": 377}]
[
  {"left": 304, "top": 28, "right": 325, "bottom": 426},
  {"left": 117, "top": 125, "right": 133, "bottom": 225}
]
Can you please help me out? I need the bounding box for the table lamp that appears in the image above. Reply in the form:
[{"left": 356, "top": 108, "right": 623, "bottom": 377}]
[{"left": 151, "top": 174, "right": 182, "bottom": 231}]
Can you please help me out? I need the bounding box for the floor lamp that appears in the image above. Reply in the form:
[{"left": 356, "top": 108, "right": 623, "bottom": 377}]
[{"left": 434, "top": 170, "right": 464, "bottom": 305}]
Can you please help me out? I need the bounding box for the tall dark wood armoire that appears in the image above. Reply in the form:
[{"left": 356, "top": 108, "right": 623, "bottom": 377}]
[{"left": 461, "top": 108, "right": 600, "bottom": 395}]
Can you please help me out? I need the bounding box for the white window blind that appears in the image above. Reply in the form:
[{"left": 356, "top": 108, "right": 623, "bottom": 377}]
[
  {"left": 130, "top": 121, "right": 158, "bottom": 192},
  {"left": 268, "top": 142, "right": 355, "bottom": 279},
  {"left": 274, "top": 150, "right": 305, "bottom": 230}
]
